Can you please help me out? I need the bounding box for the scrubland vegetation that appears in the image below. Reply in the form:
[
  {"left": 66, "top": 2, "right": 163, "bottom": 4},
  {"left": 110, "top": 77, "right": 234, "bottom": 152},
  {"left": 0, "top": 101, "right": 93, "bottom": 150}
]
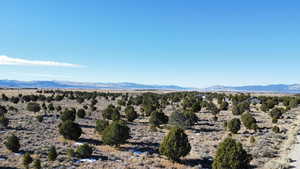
[{"left": 0, "top": 89, "right": 300, "bottom": 169}]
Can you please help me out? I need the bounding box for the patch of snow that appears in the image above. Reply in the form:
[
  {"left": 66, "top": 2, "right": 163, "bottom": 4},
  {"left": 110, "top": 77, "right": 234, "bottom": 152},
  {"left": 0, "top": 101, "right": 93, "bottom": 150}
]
[
  {"left": 79, "top": 158, "right": 97, "bottom": 163},
  {"left": 14, "top": 152, "right": 24, "bottom": 156},
  {"left": 74, "top": 142, "right": 84, "bottom": 146}
]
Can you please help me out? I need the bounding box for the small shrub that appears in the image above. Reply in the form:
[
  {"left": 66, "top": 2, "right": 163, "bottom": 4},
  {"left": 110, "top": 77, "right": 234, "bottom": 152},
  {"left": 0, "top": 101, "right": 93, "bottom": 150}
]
[
  {"left": 0, "top": 105, "right": 8, "bottom": 116},
  {"left": 272, "top": 118, "right": 278, "bottom": 124},
  {"left": 95, "top": 119, "right": 109, "bottom": 135},
  {"left": 241, "top": 113, "right": 258, "bottom": 130},
  {"left": 220, "top": 101, "right": 229, "bottom": 111},
  {"left": 102, "top": 104, "right": 120, "bottom": 120},
  {"left": 227, "top": 118, "right": 241, "bottom": 134},
  {"left": 33, "top": 159, "right": 41, "bottom": 169},
  {"left": 102, "top": 120, "right": 130, "bottom": 146},
  {"left": 60, "top": 109, "right": 76, "bottom": 121},
  {"left": 159, "top": 127, "right": 191, "bottom": 162},
  {"left": 212, "top": 138, "right": 252, "bottom": 169},
  {"left": 149, "top": 111, "right": 168, "bottom": 127},
  {"left": 36, "top": 115, "right": 43, "bottom": 123},
  {"left": 76, "top": 144, "right": 93, "bottom": 158},
  {"left": 77, "top": 109, "right": 86, "bottom": 119},
  {"left": 250, "top": 136, "right": 256, "bottom": 144},
  {"left": 0, "top": 115, "right": 9, "bottom": 128},
  {"left": 67, "top": 148, "right": 75, "bottom": 159},
  {"left": 270, "top": 108, "right": 284, "bottom": 120},
  {"left": 59, "top": 120, "right": 82, "bottom": 140},
  {"left": 48, "top": 146, "right": 58, "bottom": 161},
  {"left": 223, "top": 121, "right": 228, "bottom": 130},
  {"left": 272, "top": 126, "right": 280, "bottom": 133},
  {"left": 191, "top": 102, "right": 202, "bottom": 112},
  {"left": 23, "top": 153, "right": 33, "bottom": 169},
  {"left": 5, "top": 134, "right": 20, "bottom": 152},
  {"left": 125, "top": 106, "right": 138, "bottom": 122},
  {"left": 169, "top": 111, "right": 198, "bottom": 129},
  {"left": 27, "top": 102, "right": 41, "bottom": 113},
  {"left": 232, "top": 102, "right": 249, "bottom": 115},
  {"left": 76, "top": 97, "right": 84, "bottom": 104}
]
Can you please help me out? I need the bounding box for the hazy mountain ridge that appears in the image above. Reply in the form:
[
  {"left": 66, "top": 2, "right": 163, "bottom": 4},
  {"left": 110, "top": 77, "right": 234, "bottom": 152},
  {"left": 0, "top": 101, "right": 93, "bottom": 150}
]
[
  {"left": 0, "top": 80, "right": 193, "bottom": 90},
  {"left": 0, "top": 80, "right": 299, "bottom": 93},
  {"left": 204, "top": 84, "right": 300, "bottom": 93}
]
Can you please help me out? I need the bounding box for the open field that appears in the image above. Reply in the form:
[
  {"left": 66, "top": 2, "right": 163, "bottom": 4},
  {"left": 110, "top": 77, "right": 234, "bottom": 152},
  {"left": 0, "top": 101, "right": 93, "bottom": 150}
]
[{"left": 0, "top": 89, "right": 300, "bottom": 169}]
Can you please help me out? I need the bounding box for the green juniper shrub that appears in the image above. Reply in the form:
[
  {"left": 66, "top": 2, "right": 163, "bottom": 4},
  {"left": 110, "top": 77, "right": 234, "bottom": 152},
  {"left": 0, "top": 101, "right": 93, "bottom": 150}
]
[
  {"left": 241, "top": 112, "right": 258, "bottom": 131},
  {"left": 36, "top": 115, "right": 43, "bottom": 123},
  {"left": 102, "top": 104, "right": 120, "bottom": 120},
  {"left": 33, "top": 159, "right": 41, "bottom": 169},
  {"left": 76, "top": 97, "right": 84, "bottom": 104},
  {"left": 5, "top": 134, "right": 20, "bottom": 152},
  {"left": 149, "top": 110, "right": 168, "bottom": 127},
  {"left": 260, "top": 103, "right": 269, "bottom": 112},
  {"left": 102, "top": 120, "right": 130, "bottom": 147},
  {"left": 1, "top": 94, "right": 8, "bottom": 101},
  {"left": 48, "top": 146, "right": 58, "bottom": 161},
  {"left": 169, "top": 111, "right": 197, "bottom": 129},
  {"left": 250, "top": 136, "right": 256, "bottom": 144},
  {"left": 83, "top": 105, "right": 88, "bottom": 110},
  {"left": 159, "top": 127, "right": 191, "bottom": 162},
  {"left": 212, "top": 137, "right": 252, "bottom": 169},
  {"left": 272, "top": 126, "right": 280, "bottom": 133},
  {"left": 0, "top": 105, "right": 8, "bottom": 116},
  {"left": 10, "top": 96, "right": 20, "bottom": 104},
  {"left": 23, "top": 152, "right": 33, "bottom": 169},
  {"left": 232, "top": 102, "right": 249, "bottom": 115},
  {"left": 111, "top": 111, "right": 121, "bottom": 121},
  {"left": 207, "top": 102, "right": 220, "bottom": 115},
  {"left": 27, "top": 102, "right": 41, "bottom": 113},
  {"left": 77, "top": 109, "right": 86, "bottom": 119},
  {"left": 55, "top": 105, "right": 61, "bottom": 112},
  {"left": 219, "top": 101, "right": 229, "bottom": 111},
  {"left": 270, "top": 108, "right": 284, "bottom": 120},
  {"left": 95, "top": 119, "right": 109, "bottom": 135},
  {"left": 272, "top": 118, "right": 278, "bottom": 124},
  {"left": 67, "top": 148, "right": 75, "bottom": 159},
  {"left": 60, "top": 109, "right": 76, "bottom": 122},
  {"left": 191, "top": 101, "right": 202, "bottom": 113},
  {"left": 125, "top": 105, "right": 138, "bottom": 122},
  {"left": 0, "top": 115, "right": 9, "bottom": 128},
  {"left": 227, "top": 118, "right": 241, "bottom": 134},
  {"left": 76, "top": 144, "right": 93, "bottom": 158},
  {"left": 48, "top": 103, "right": 55, "bottom": 111},
  {"left": 59, "top": 120, "right": 82, "bottom": 140},
  {"left": 223, "top": 121, "right": 228, "bottom": 130}
]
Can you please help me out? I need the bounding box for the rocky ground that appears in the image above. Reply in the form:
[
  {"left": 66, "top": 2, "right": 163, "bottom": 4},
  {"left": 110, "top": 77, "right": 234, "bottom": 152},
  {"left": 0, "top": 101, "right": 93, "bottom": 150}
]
[{"left": 0, "top": 89, "right": 299, "bottom": 169}]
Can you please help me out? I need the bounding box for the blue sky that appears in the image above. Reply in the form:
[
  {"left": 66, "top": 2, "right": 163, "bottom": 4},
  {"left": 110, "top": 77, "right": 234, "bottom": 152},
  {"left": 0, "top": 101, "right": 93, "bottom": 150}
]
[{"left": 0, "top": 0, "right": 299, "bottom": 88}]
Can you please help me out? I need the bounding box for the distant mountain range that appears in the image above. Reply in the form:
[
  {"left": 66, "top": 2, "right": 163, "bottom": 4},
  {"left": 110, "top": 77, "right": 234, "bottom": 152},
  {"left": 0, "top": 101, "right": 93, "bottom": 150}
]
[
  {"left": 0, "top": 80, "right": 299, "bottom": 93},
  {"left": 0, "top": 80, "right": 193, "bottom": 91},
  {"left": 203, "top": 84, "right": 300, "bottom": 93}
]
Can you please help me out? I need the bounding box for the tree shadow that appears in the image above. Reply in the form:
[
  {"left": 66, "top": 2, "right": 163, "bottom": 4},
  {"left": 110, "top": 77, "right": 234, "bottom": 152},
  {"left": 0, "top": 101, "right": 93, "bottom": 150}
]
[
  {"left": 79, "top": 124, "right": 95, "bottom": 129},
  {"left": 0, "top": 167, "right": 19, "bottom": 169},
  {"left": 181, "top": 156, "right": 213, "bottom": 168},
  {"left": 78, "top": 138, "right": 102, "bottom": 146},
  {"left": 124, "top": 141, "right": 160, "bottom": 154},
  {"left": 191, "top": 128, "right": 222, "bottom": 133}
]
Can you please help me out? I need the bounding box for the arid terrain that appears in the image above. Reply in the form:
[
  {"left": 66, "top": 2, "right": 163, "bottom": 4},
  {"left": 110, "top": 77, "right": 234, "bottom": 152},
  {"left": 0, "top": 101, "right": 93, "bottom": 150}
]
[{"left": 0, "top": 89, "right": 300, "bottom": 169}]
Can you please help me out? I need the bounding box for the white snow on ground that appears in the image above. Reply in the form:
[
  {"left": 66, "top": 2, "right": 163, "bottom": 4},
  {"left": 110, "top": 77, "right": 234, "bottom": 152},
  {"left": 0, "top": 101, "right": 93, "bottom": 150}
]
[
  {"left": 288, "top": 134, "right": 300, "bottom": 169},
  {"left": 78, "top": 158, "right": 97, "bottom": 163},
  {"left": 74, "top": 142, "right": 84, "bottom": 146}
]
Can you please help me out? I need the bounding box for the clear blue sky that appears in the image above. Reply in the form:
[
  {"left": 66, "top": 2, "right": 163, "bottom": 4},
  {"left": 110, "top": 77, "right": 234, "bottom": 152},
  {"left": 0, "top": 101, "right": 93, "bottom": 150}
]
[{"left": 0, "top": 0, "right": 299, "bottom": 88}]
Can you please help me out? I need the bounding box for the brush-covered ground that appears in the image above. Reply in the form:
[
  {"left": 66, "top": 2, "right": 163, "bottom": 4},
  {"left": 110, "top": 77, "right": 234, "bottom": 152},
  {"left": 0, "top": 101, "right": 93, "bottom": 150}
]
[{"left": 0, "top": 89, "right": 299, "bottom": 169}]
